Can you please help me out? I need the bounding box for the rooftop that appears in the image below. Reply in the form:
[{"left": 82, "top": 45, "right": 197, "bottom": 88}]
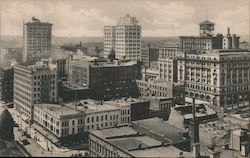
[
  {"left": 63, "top": 81, "right": 88, "bottom": 90},
  {"left": 130, "top": 146, "right": 191, "bottom": 157},
  {"left": 109, "top": 136, "right": 161, "bottom": 151},
  {"left": 90, "top": 60, "right": 137, "bottom": 67},
  {"left": 90, "top": 126, "right": 138, "bottom": 139},
  {"left": 199, "top": 20, "right": 215, "bottom": 25},
  {"left": 65, "top": 99, "right": 120, "bottom": 114},
  {"left": 90, "top": 126, "right": 191, "bottom": 157},
  {"left": 132, "top": 117, "right": 187, "bottom": 143},
  {"left": 200, "top": 120, "right": 240, "bottom": 137},
  {"left": 25, "top": 17, "right": 52, "bottom": 25},
  {"left": 35, "top": 104, "right": 84, "bottom": 119}
]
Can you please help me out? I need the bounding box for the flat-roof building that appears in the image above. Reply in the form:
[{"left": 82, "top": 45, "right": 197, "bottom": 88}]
[
  {"left": 177, "top": 49, "right": 250, "bottom": 112},
  {"left": 13, "top": 62, "right": 58, "bottom": 123},
  {"left": 23, "top": 17, "right": 52, "bottom": 64},
  {"left": 88, "top": 126, "right": 191, "bottom": 157}
]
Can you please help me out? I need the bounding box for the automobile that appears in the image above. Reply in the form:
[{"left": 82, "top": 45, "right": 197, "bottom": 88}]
[
  {"left": 19, "top": 135, "right": 29, "bottom": 145},
  {"left": 13, "top": 121, "right": 19, "bottom": 127},
  {"left": 6, "top": 103, "right": 14, "bottom": 108}
]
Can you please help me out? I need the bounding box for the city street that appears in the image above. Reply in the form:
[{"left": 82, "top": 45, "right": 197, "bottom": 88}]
[{"left": 8, "top": 108, "right": 87, "bottom": 157}]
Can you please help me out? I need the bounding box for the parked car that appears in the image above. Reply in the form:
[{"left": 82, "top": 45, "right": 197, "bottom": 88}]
[{"left": 19, "top": 135, "right": 29, "bottom": 145}]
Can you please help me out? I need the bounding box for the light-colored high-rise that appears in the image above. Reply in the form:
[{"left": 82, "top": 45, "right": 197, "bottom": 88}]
[
  {"left": 14, "top": 62, "right": 58, "bottom": 123},
  {"left": 23, "top": 17, "right": 52, "bottom": 64},
  {"left": 104, "top": 26, "right": 116, "bottom": 58},
  {"left": 104, "top": 14, "right": 141, "bottom": 61}
]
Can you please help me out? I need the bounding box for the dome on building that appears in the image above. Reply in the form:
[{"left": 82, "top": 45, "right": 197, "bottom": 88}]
[
  {"left": 0, "top": 107, "right": 14, "bottom": 141},
  {"left": 199, "top": 20, "right": 215, "bottom": 25}
]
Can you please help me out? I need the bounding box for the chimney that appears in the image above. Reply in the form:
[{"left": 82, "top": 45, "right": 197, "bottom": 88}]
[
  {"left": 192, "top": 97, "right": 199, "bottom": 143},
  {"left": 227, "top": 27, "right": 231, "bottom": 37},
  {"left": 138, "top": 144, "right": 142, "bottom": 149},
  {"left": 191, "top": 97, "right": 200, "bottom": 158}
]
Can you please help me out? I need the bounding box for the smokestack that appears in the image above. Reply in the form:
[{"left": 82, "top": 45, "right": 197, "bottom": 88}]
[
  {"left": 227, "top": 27, "right": 231, "bottom": 37},
  {"left": 192, "top": 97, "right": 199, "bottom": 143},
  {"left": 192, "top": 97, "right": 200, "bottom": 158}
]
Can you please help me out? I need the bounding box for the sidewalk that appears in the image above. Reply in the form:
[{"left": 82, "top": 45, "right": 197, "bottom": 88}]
[{"left": 9, "top": 108, "right": 87, "bottom": 157}]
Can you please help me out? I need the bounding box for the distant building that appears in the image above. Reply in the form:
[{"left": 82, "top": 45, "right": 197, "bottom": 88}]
[
  {"left": 33, "top": 103, "right": 85, "bottom": 146},
  {"left": 68, "top": 57, "right": 93, "bottom": 85},
  {"left": 180, "top": 20, "right": 224, "bottom": 52},
  {"left": 104, "top": 26, "right": 116, "bottom": 58},
  {"left": 56, "top": 59, "right": 67, "bottom": 80},
  {"left": 104, "top": 14, "right": 141, "bottom": 61},
  {"left": 23, "top": 17, "right": 52, "bottom": 64},
  {"left": 141, "top": 44, "right": 159, "bottom": 67},
  {"left": 136, "top": 79, "right": 185, "bottom": 105},
  {"left": 58, "top": 81, "right": 90, "bottom": 102},
  {"left": 199, "top": 120, "right": 240, "bottom": 148},
  {"left": 0, "top": 48, "right": 9, "bottom": 68},
  {"left": 69, "top": 57, "right": 141, "bottom": 100},
  {"left": 104, "top": 98, "right": 150, "bottom": 122},
  {"left": 88, "top": 126, "right": 192, "bottom": 157},
  {"left": 158, "top": 46, "right": 179, "bottom": 60},
  {"left": 0, "top": 67, "right": 14, "bottom": 103},
  {"left": 177, "top": 49, "right": 250, "bottom": 112},
  {"left": 167, "top": 104, "right": 218, "bottom": 130},
  {"left": 13, "top": 62, "right": 58, "bottom": 123},
  {"left": 222, "top": 28, "right": 240, "bottom": 49},
  {"left": 158, "top": 58, "right": 178, "bottom": 82},
  {"left": 148, "top": 97, "right": 172, "bottom": 120}
]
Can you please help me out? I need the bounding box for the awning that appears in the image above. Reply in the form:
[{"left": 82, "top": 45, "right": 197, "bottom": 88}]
[{"left": 32, "top": 123, "right": 60, "bottom": 145}]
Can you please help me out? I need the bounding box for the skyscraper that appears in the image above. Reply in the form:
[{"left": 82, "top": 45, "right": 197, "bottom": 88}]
[
  {"left": 104, "top": 26, "right": 116, "bottom": 58},
  {"left": 23, "top": 17, "right": 53, "bottom": 64},
  {"left": 13, "top": 62, "right": 58, "bottom": 124},
  {"left": 104, "top": 14, "right": 141, "bottom": 61}
]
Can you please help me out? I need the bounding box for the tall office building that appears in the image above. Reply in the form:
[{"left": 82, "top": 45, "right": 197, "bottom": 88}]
[
  {"left": 104, "top": 14, "right": 141, "bottom": 61},
  {"left": 23, "top": 17, "right": 53, "bottom": 64},
  {"left": 104, "top": 26, "right": 116, "bottom": 58},
  {"left": 13, "top": 62, "right": 58, "bottom": 123}
]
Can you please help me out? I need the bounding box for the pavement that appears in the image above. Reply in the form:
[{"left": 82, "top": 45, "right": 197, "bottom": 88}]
[{"left": 8, "top": 107, "right": 87, "bottom": 157}]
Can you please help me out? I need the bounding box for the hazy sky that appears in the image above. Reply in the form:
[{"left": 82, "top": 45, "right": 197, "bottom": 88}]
[{"left": 0, "top": 0, "right": 249, "bottom": 37}]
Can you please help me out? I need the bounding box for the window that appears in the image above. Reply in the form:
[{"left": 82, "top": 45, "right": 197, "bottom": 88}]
[{"left": 72, "top": 120, "right": 75, "bottom": 126}]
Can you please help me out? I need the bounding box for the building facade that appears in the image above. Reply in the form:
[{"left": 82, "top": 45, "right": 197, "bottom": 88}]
[
  {"left": 158, "top": 47, "right": 179, "bottom": 60},
  {"left": 222, "top": 28, "right": 240, "bottom": 49},
  {"left": 104, "top": 26, "right": 116, "bottom": 58},
  {"left": 141, "top": 44, "right": 159, "bottom": 67},
  {"left": 177, "top": 50, "right": 250, "bottom": 112},
  {"left": 88, "top": 60, "right": 141, "bottom": 100},
  {"left": 13, "top": 63, "right": 57, "bottom": 123},
  {"left": 23, "top": 17, "right": 52, "bottom": 64},
  {"left": 104, "top": 14, "right": 141, "bottom": 61},
  {"left": 179, "top": 20, "right": 224, "bottom": 52},
  {"left": 33, "top": 103, "right": 85, "bottom": 145},
  {"left": 0, "top": 67, "right": 14, "bottom": 103},
  {"left": 136, "top": 79, "right": 185, "bottom": 105},
  {"left": 56, "top": 59, "right": 67, "bottom": 80},
  {"left": 158, "top": 58, "right": 178, "bottom": 82},
  {"left": 68, "top": 58, "right": 91, "bottom": 85}
]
